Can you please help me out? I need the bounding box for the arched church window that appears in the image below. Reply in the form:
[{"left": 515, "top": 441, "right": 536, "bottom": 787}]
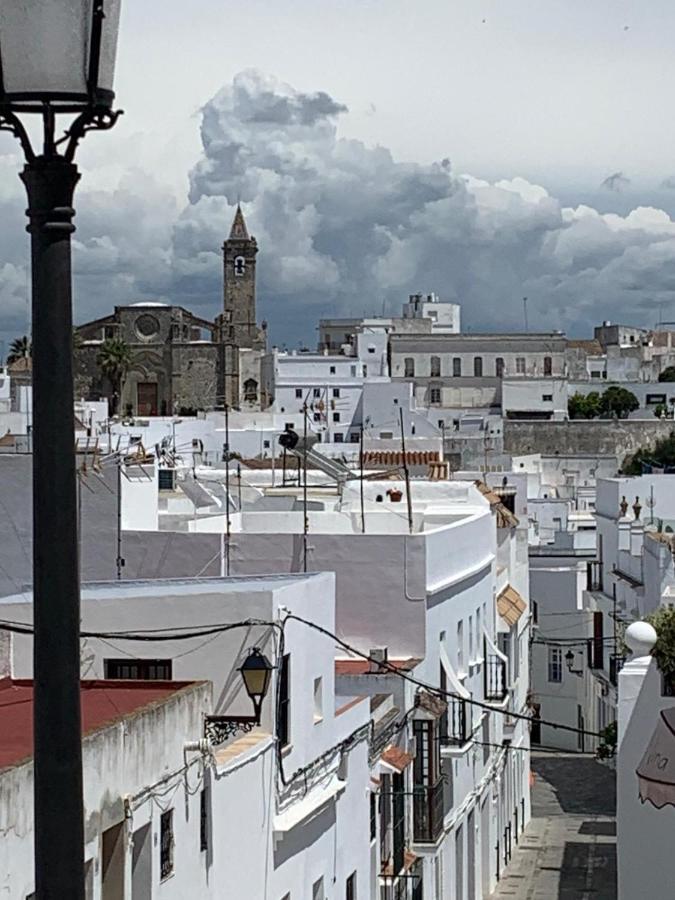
[{"left": 234, "top": 256, "right": 246, "bottom": 276}]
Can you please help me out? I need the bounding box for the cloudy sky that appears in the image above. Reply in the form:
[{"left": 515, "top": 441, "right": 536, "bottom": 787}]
[{"left": 3, "top": 0, "right": 675, "bottom": 353}]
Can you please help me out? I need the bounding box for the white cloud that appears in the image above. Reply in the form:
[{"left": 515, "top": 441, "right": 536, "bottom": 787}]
[{"left": 4, "top": 69, "right": 675, "bottom": 347}]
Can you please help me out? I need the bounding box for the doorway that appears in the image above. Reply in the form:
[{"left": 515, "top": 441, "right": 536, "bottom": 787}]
[
  {"left": 132, "top": 823, "right": 152, "bottom": 900},
  {"left": 101, "top": 822, "right": 124, "bottom": 900},
  {"left": 137, "top": 382, "right": 158, "bottom": 416}
]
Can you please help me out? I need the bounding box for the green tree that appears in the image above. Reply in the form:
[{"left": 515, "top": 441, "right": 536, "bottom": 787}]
[
  {"left": 622, "top": 429, "right": 675, "bottom": 475},
  {"left": 7, "top": 335, "right": 31, "bottom": 364},
  {"left": 599, "top": 385, "right": 640, "bottom": 419},
  {"left": 654, "top": 403, "right": 668, "bottom": 419},
  {"left": 645, "top": 606, "right": 675, "bottom": 684},
  {"left": 97, "top": 338, "right": 132, "bottom": 415},
  {"left": 568, "top": 391, "right": 601, "bottom": 419},
  {"left": 659, "top": 366, "right": 675, "bottom": 382}
]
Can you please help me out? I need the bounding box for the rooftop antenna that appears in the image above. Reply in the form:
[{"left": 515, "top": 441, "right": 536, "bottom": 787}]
[
  {"left": 523, "top": 297, "right": 529, "bottom": 333},
  {"left": 399, "top": 407, "right": 414, "bottom": 534}
]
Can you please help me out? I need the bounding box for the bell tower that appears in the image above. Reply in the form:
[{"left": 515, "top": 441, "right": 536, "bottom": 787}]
[
  {"left": 222, "top": 204, "right": 260, "bottom": 347},
  {"left": 218, "top": 204, "right": 266, "bottom": 409}
]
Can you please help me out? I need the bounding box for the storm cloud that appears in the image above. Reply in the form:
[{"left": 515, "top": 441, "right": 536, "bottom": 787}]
[{"left": 3, "top": 69, "right": 675, "bottom": 349}]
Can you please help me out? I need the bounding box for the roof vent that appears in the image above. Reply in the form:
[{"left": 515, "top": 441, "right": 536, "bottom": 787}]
[{"left": 369, "top": 647, "right": 388, "bottom": 673}]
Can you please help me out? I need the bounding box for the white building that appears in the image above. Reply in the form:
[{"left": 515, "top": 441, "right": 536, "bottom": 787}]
[
  {"left": 3, "top": 573, "right": 374, "bottom": 900},
  {"left": 401, "top": 292, "right": 461, "bottom": 333},
  {"left": 113, "top": 471, "right": 532, "bottom": 898},
  {"left": 617, "top": 621, "right": 675, "bottom": 900},
  {"left": 0, "top": 677, "right": 212, "bottom": 900}
]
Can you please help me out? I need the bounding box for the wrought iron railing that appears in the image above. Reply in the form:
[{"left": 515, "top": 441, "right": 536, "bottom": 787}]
[
  {"left": 412, "top": 779, "right": 444, "bottom": 843},
  {"left": 586, "top": 560, "right": 603, "bottom": 592},
  {"left": 609, "top": 653, "right": 625, "bottom": 687},
  {"left": 440, "top": 697, "right": 468, "bottom": 746},
  {"left": 484, "top": 654, "right": 507, "bottom": 702}
]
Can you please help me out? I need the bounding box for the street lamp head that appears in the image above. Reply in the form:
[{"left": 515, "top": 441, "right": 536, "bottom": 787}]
[
  {"left": 0, "top": 1, "right": 121, "bottom": 111},
  {"left": 565, "top": 650, "right": 575, "bottom": 670},
  {"left": 239, "top": 647, "right": 273, "bottom": 722}
]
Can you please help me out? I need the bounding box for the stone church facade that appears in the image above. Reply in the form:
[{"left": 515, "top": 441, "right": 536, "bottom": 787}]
[{"left": 75, "top": 206, "right": 267, "bottom": 416}]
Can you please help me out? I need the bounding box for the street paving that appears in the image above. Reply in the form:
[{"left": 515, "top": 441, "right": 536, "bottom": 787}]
[{"left": 489, "top": 753, "right": 617, "bottom": 900}]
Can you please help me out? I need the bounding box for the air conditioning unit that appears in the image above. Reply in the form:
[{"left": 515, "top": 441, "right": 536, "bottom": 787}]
[{"left": 369, "top": 647, "right": 388, "bottom": 673}]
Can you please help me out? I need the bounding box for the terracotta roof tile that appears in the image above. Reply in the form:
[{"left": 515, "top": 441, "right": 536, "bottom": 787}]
[
  {"left": 381, "top": 746, "right": 414, "bottom": 772},
  {"left": 497, "top": 585, "right": 527, "bottom": 627}
]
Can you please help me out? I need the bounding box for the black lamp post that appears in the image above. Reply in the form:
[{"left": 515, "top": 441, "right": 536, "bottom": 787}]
[{"left": 0, "top": 4, "right": 122, "bottom": 898}]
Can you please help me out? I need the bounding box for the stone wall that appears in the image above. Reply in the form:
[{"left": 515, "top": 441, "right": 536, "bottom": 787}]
[{"left": 504, "top": 419, "right": 675, "bottom": 460}]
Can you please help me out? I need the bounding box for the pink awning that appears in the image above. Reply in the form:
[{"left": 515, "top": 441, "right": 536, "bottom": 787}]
[{"left": 637, "top": 707, "right": 675, "bottom": 809}]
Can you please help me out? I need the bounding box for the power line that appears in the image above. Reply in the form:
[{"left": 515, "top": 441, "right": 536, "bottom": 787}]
[{"left": 0, "top": 612, "right": 607, "bottom": 741}]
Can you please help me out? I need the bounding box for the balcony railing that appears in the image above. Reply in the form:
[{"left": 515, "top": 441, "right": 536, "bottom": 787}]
[
  {"left": 439, "top": 697, "right": 468, "bottom": 746},
  {"left": 413, "top": 779, "right": 444, "bottom": 843},
  {"left": 586, "top": 560, "right": 603, "bottom": 592},
  {"left": 609, "top": 654, "right": 625, "bottom": 687},
  {"left": 484, "top": 654, "right": 508, "bottom": 703}
]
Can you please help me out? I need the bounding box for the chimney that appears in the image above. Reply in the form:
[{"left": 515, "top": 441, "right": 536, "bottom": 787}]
[{"left": 369, "top": 647, "right": 388, "bottom": 673}]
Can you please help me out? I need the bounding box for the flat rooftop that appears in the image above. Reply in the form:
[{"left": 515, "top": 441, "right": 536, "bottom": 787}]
[{"left": 0, "top": 679, "right": 201, "bottom": 771}]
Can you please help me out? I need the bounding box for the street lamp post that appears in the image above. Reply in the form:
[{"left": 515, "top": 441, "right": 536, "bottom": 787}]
[{"left": 0, "top": 4, "right": 122, "bottom": 897}]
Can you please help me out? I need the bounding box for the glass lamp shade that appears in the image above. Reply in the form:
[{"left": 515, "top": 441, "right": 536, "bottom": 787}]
[
  {"left": 240, "top": 648, "right": 273, "bottom": 705},
  {"left": 0, "top": 0, "right": 121, "bottom": 107}
]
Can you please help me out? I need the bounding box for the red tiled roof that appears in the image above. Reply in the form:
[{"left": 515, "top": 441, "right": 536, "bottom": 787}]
[
  {"left": 0, "top": 679, "right": 201, "bottom": 771},
  {"left": 381, "top": 746, "right": 414, "bottom": 772},
  {"left": 335, "top": 658, "right": 421, "bottom": 675},
  {"left": 363, "top": 450, "right": 440, "bottom": 467}
]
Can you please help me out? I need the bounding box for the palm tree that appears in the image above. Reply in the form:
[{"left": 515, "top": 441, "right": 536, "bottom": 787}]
[
  {"left": 97, "top": 338, "right": 132, "bottom": 415},
  {"left": 7, "top": 335, "right": 31, "bottom": 364}
]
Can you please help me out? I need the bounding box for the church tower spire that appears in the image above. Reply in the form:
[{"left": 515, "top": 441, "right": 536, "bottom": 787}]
[{"left": 229, "top": 203, "right": 250, "bottom": 240}]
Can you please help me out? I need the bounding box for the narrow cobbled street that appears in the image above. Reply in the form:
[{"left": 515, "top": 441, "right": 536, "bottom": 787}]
[{"left": 490, "top": 753, "right": 617, "bottom": 900}]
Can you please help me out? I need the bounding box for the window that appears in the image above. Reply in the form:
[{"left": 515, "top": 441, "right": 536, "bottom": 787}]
[
  {"left": 473, "top": 357, "right": 483, "bottom": 377},
  {"left": 104, "top": 659, "right": 172, "bottom": 680},
  {"left": 312, "top": 877, "right": 324, "bottom": 900},
  {"left": 404, "top": 357, "right": 415, "bottom": 377},
  {"left": 333, "top": 388, "right": 340, "bottom": 398},
  {"left": 333, "top": 412, "right": 340, "bottom": 422},
  {"left": 542, "top": 394, "right": 553, "bottom": 402},
  {"left": 346, "top": 872, "right": 357, "bottom": 900},
  {"left": 544, "top": 356, "right": 552, "bottom": 376},
  {"left": 495, "top": 357, "right": 505, "bottom": 377},
  {"left": 430, "top": 355, "right": 441, "bottom": 377},
  {"left": 284, "top": 422, "right": 294, "bottom": 430},
  {"left": 313, "top": 676, "right": 323, "bottom": 722},
  {"left": 243, "top": 378, "right": 258, "bottom": 402},
  {"left": 200, "top": 789, "right": 209, "bottom": 852},
  {"left": 295, "top": 388, "right": 302, "bottom": 398},
  {"left": 350, "top": 433, "right": 360, "bottom": 443},
  {"left": 313, "top": 412, "right": 321, "bottom": 422},
  {"left": 548, "top": 647, "right": 563, "bottom": 683},
  {"left": 452, "top": 357, "right": 461, "bottom": 377},
  {"left": 591, "top": 371, "right": 601, "bottom": 379},
  {"left": 160, "top": 810, "right": 174, "bottom": 879},
  {"left": 430, "top": 387, "right": 441, "bottom": 404},
  {"left": 647, "top": 393, "right": 667, "bottom": 405},
  {"left": 334, "top": 433, "right": 344, "bottom": 443},
  {"left": 330, "top": 365, "right": 336, "bottom": 374},
  {"left": 158, "top": 469, "right": 176, "bottom": 492},
  {"left": 277, "top": 654, "right": 291, "bottom": 746},
  {"left": 516, "top": 357, "right": 526, "bottom": 374},
  {"left": 313, "top": 388, "right": 321, "bottom": 398},
  {"left": 370, "top": 792, "right": 377, "bottom": 841},
  {"left": 233, "top": 256, "right": 246, "bottom": 276}
]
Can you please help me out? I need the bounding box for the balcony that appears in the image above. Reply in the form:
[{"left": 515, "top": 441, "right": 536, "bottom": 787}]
[
  {"left": 413, "top": 779, "right": 444, "bottom": 843},
  {"left": 609, "top": 653, "right": 625, "bottom": 687},
  {"left": 586, "top": 560, "right": 603, "bottom": 592},
  {"left": 440, "top": 697, "right": 468, "bottom": 747},
  {"left": 484, "top": 654, "right": 508, "bottom": 703}
]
